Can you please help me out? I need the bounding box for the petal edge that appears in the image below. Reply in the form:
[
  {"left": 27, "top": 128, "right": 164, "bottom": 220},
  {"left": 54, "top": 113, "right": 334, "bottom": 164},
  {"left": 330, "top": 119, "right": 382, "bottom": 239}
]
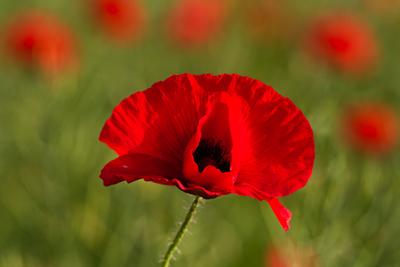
[{"left": 267, "top": 198, "right": 292, "bottom": 231}]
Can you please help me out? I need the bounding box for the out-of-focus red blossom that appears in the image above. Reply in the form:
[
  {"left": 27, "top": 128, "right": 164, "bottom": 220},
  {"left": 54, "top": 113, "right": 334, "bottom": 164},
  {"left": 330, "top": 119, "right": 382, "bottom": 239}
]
[
  {"left": 305, "top": 13, "right": 379, "bottom": 75},
  {"left": 342, "top": 103, "right": 398, "bottom": 154},
  {"left": 4, "top": 12, "right": 77, "bottom": 75},
  {"left": 246, "top": 0, "right": 293, "bottom": 42},
  {"left": 167, "top": 0, "right": 227, "bottom": 47},
  {"left": 92, "top": 0, "right": 145, "bottom": 42},
  {"left": 99, "top": 74, "right": 315, "bottom": 231},
  {"left": 266, "top": 245, "right": 318, "bottom": 267}
]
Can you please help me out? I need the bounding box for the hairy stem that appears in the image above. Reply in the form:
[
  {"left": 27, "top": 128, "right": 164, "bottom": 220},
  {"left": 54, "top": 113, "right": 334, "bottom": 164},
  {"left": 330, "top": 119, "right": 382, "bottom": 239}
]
[{"left": 161, "top": 196, "right": 202, "bottom": 267}]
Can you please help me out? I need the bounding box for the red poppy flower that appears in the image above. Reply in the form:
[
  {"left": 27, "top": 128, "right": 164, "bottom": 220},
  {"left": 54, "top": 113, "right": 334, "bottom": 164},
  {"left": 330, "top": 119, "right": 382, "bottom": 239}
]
[
  {"left": 4, "top": 11, "right": 77, "bottom": 75},
  {"left": 305, "top": 13, "right": 378, "bottom": 75},
  {"left": 99, "top": 74, "right": 315, "bottom": 231},
  {"left": 266, "top": 245, "right": 318, "bottom": 267},
  {"left": 342, "top": 103, "right": 398, "bottom": 154},
  {"left": 167, "top": 0, "right": 227, "bottom": 47},
  {"left": 91, "top": 0, "right": 145, "bottom": 42}
]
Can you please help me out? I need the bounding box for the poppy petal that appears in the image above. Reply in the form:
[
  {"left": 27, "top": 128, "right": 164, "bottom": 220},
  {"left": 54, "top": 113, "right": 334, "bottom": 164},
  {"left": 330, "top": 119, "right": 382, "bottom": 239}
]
[
  {"left": 267, "top": 198, "right": 292, "bottom": 231},
  {"left": 99, "top": 74, "right": 206, "bottom": 167},
  {"left": 100, "top": 153, "right": 181, "bottom": 186},
  {"left": 227, "top": 76, "right": 314, "bottom": 199},
  {"left": 100, "top": 153, "right": 223, "bottom": 198},
  {"left": 143, "top": 176, "right": 224, "bottom": 199}
]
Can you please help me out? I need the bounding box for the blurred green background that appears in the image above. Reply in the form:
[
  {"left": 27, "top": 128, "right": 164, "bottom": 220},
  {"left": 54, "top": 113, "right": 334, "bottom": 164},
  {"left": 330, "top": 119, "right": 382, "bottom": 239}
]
[{"left": 0, "top": 0, "right": 399, "bottom": 266}]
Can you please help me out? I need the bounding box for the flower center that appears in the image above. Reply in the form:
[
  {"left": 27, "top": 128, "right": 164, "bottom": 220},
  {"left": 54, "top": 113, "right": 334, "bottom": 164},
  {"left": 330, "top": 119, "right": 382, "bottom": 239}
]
[{"left": 193, "top": 138, "right": 231, "bottom": 173}]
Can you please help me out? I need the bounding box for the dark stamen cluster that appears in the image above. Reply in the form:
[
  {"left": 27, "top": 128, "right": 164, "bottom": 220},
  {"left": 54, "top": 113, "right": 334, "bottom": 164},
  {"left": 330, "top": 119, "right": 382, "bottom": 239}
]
[{"left": 193, "top": 138, "right": 231, "bottom": 173}]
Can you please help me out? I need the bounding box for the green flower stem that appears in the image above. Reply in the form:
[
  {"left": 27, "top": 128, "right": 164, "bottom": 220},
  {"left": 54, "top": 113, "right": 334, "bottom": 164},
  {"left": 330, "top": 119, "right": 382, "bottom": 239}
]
[{"left": 161, "top": 196, "right": 202, "bottom": 267}]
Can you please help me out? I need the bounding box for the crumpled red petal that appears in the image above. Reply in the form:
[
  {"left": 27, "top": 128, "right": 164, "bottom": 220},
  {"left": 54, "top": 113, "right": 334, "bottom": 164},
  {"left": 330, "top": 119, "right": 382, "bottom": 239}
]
[
  {"left": 99, "top": 74, "right": 207, "bottom": 163},
  {"left": 236, "top": 97, "right": 314, "bottom": 198},
  {"left": 100, "top": 153, "right": 223, "bottom": 198},
  {"left": 208, "top": 75, "right": 315, "bottom": 199},
  {"left": 267, "top": 198, "right": 292, "bottom": 231},
  {"left": 100, "top": 153, "right": 180, "bottom": 185}
]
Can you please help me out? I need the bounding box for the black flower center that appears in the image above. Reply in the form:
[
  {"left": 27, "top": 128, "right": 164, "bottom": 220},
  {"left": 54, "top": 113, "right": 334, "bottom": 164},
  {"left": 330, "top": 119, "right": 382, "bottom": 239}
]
[{"left": 193, "top": 138, "right": 231, "bottom": 173}]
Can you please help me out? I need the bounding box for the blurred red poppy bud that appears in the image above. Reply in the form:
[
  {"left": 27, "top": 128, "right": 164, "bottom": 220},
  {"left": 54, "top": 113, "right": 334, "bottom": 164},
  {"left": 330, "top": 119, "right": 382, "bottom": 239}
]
[
  {"left": 4, "top": 11, "right": 77, "bottom": 76},
  {"left": 91, "top": 0, "right": 145, "bottom": 42},
  {"left": 342, "top": 103, "right": 398, "bottom": 154},
  {"left": 305, "top": 13, "right": 379, "bottom": 75},
  {"left": 167, "top": 0, "right": 227, "bottom": 47}
]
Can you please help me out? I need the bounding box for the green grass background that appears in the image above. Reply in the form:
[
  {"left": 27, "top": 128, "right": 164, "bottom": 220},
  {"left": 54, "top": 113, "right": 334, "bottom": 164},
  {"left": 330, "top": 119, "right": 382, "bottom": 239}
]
[{"left": 0, "top": 0, "right": 399, "bottom": 266}]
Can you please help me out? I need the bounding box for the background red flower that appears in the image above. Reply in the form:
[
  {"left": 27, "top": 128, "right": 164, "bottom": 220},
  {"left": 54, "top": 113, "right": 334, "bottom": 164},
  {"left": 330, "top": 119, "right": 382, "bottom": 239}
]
[
  {"left": 4, "top": 11, "right": 77, "bottom": 75},
  {"left": 91, "top": 0, "right": 145, "bottom": 42},
  {"left": 167, "top": 0, "right": 227, "bottom": 47},
  {"left": 342, "top": 103, "right": 398, "bottom": 154},
  {"left": 305, "top": 13, "right": 379, "bottom": 75}
]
